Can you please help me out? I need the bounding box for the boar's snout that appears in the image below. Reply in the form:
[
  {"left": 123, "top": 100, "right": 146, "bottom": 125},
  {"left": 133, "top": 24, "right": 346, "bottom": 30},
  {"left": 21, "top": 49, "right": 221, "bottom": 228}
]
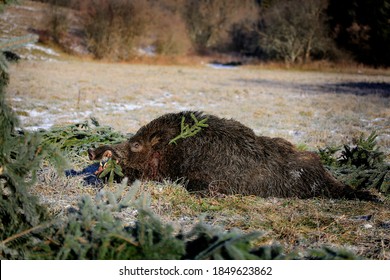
[{"left": 88, "top": 146, "right": 115, "bottom": 161}]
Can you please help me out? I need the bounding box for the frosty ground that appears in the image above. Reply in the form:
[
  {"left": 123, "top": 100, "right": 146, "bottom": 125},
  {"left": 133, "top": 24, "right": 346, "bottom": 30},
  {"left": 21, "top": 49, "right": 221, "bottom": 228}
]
[
  {"left": 4, "top": 58, "right": 390, "bottom": 259},
  {"left": 2, "top": 0, "right": 390, "bottom": 261},
  {"left": 7, "top": 60, "right": 390, "bottom": 151}
]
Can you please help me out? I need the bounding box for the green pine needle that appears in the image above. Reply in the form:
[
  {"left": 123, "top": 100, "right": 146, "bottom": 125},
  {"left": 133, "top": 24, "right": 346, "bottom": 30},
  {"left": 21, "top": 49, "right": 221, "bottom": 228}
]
[
  {"left": 169, "top": 113, "right": 209, "bottom": 145},
  {"left": 98, "top": 159, "right": 124, "bottom": 186}
]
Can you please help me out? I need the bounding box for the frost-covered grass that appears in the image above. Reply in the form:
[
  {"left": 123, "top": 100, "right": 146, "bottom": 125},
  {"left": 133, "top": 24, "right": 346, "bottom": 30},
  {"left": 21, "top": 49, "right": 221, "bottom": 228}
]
[
  {"left": 6, "top": 60, "right": 390, "bottom": 155},
  {"left": 30, "top": 164, "right": 390, "bottom": 260},
  {"left": 2, "top": 0, "right": 390, "bottom": 261},
  {"left": 10, "top": 59, "right": 387, "bottom": 260}
]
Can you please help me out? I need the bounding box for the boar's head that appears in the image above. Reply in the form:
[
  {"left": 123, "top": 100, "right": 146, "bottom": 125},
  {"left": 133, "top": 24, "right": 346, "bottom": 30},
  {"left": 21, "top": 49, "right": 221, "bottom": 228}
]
[{"left": 88, "top": 127, "right": 174, "bottom": 181}]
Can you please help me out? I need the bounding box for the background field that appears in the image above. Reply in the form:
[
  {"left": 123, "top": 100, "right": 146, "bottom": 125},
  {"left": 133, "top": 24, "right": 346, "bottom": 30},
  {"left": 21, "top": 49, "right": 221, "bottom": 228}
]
[{"left": 7, "top": 60, "right": 390, "bottom": 152}]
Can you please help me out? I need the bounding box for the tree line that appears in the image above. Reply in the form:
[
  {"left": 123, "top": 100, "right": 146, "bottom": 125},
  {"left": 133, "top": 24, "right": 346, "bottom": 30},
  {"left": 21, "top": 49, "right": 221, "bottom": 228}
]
[{"left": 32, "top": 0, "right": 390, "bottom": 66}]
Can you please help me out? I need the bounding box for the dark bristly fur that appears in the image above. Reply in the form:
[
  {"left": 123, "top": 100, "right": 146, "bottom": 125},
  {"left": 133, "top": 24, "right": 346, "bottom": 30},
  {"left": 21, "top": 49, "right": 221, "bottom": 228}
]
[{"left": 88, "top": 111, "right": 375, "bottom": 200}]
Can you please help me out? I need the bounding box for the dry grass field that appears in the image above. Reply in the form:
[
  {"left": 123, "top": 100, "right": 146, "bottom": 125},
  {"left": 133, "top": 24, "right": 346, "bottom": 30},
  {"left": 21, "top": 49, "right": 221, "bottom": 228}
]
[
  {"left": 2, "top": 0, "right": 390, "bottom": 260},
  {"left": 7, "top": 60, "right": 390, "bottom": 151},
  {"left": 5, "top": 59, "right": 390, "bottom": 259}
]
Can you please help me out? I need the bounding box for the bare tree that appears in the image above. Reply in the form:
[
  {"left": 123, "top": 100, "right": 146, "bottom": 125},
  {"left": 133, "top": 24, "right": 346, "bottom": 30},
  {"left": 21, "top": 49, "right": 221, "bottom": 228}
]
[
  {"left": 258, "top": 0, "right": 333, "bottom": 64},
  {"left": 183, "top": 0, "right": 259, "bottom": 52}
]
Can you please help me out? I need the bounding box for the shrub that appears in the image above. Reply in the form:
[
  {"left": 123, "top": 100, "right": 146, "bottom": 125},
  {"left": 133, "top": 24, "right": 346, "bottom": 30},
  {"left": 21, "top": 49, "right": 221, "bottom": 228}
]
[
  {"left": 319, "top": 132, "right": 389, "bottom": 195},
  {"left": 81, "top": 0, "right": 151, "bottom": 60},
  {"left": 153, "top": 11, "right": 192, "bottom": 56}
]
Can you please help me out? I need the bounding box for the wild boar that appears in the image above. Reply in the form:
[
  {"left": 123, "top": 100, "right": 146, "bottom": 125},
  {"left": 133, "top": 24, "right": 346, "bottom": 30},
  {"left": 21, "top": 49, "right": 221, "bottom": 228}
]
[{"left": 88, "top": 111, "right": 373, "bottom": 200}]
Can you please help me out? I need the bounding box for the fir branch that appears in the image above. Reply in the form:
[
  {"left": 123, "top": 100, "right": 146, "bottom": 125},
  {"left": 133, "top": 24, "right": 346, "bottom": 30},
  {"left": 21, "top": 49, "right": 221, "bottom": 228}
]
[
  {"left": 38, "top": 118, "right": 130, "bottom": 155},
  {"left": 98, "top": 158, "right": 124, "bottom": 187},
  {"left": 1, "top": 222, "right": 51, "bottom": 246},
  {"left": 319, "top": 131, "right": 389, "bottom": 195},
  {"left": 169, "top": 113, "right": 208, "bottom": 145},
  {"left": 108, "top": 233, "right": 139, "bottom": 247},
  {"left": 194, "top": 231, "right": 262, "bottom": 260}
]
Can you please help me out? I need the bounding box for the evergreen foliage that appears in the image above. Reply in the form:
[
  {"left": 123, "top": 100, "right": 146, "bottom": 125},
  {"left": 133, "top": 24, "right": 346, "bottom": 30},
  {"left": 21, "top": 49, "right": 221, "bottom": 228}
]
[
  {"left": 0, "top": 35, "right": 65, "bottom": 259},
  {"left": 306, "top": 247, "right": 361, "bottom": 260},
  {"left": 31, "top": 182, "right": 184, "bottom": 260},
  {"left": 0, "top": 52, "right": 9, "bottom": 85},
  {"left": 98, "top": 159, "right": 124, "bottom": 187},
  {"left": 37, "top": 119, "right": 129, "bottom": 185},
  {"left": 0, "top": 1, "right": 16, "bottom": 12},
  {"left": 169, "top": 113, "right": 209, "bottom": 145},
  {"left": 319, "top": 132, "right": 389, "bottom": 195},
  {"left": 37, "top": 118, "right": 130, "bottom": 156},
  {"left": 183, "top": 224, "right": 268, "bottom": 260},
  {"left": 0, "top": 75, "right": 286, "bottom": 260},
  {"left": 24, "top": 180, "right": 358, "bottom": 260}
]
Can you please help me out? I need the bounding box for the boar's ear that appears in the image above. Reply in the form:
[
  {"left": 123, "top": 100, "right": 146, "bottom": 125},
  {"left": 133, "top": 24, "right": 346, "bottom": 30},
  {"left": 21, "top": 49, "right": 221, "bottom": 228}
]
[
  {"left": 149, "top": 131, "right": 163, "bottom": 147},
  {"left": 151, "top": 135, "right": 160, "bottom": 147},
  {"left": 149, "top": 129, "right": 174, "bottom": 148}
]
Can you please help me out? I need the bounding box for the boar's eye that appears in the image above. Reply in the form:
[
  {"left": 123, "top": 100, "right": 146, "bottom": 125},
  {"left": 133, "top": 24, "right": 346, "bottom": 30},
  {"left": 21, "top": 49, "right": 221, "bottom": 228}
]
[{"left": 131, "top": 142, "right": 142, "bottom": 152}]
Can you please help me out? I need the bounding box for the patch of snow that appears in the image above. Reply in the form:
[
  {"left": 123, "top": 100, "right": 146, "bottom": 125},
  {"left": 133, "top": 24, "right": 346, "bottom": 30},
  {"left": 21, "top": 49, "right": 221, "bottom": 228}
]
[
  {"left": 179, "top": 216, "right": 192, "bottom": 222},
  {"left": 24, "top": 43, "right": 60, "bottom": 56},
  {"left": 137, "top": 46, "right": 156, "bottom": 57},
  {"left": 20, "top": 54, "right": 58, "bottom": 62},
  {"left": 372, "top": 117, "right": 386, "bottom": 122},
  {"left": 24, "top": 123, "right": 54, "bottom": 131},
  {"left": 13, "top": 5, "right": 39, "bottom": 12},
  {"left": 288, "top": 130, "right": 305, "bottom": 137},
  {"left": 170, "top": 102, "right": 189, "bottom": 111},
  {"left": 106, "top": 102, "right": 142, "bottom": 111},
  {"left": 146, "top": 100, "right": 165, "bottom": 107},
  {"left": 27, "top": 109, "right": 47, "bottom": 118},
  {"left": 361, "top": 117, "right": 387, "bottom": 124},
  {"left": 207, "top": 63, "right": 238, "bottom": 70},
  {"left": 377, "top": 134, "right": 390, "bottom": 142},
  {"left": 70, "top": 110, "right": 93, "bottom": 118},
  {"left": 122, "top": 104, "right": 142, "bottom": 111},
  {"left": 19, "top": 111, "right": 55, "bottom": 131}
]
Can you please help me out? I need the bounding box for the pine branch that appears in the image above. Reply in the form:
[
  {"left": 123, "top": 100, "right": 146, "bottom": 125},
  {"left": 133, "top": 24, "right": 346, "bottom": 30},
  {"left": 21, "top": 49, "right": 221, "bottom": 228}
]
[
  {"left": 108, "top": 233, "right": 139, "bottom": 247},
  {"left": 169, "top": 113, "right": 209, "bottom": 145},
  {"left": 1, "top": 222, "right": 51, "bottom": 246},
  {"left": 98, "top": 158, "right": 124, "bottom": 187},
  {"left": 319, "top": 131, "right": 389, "bottom": 194}
]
